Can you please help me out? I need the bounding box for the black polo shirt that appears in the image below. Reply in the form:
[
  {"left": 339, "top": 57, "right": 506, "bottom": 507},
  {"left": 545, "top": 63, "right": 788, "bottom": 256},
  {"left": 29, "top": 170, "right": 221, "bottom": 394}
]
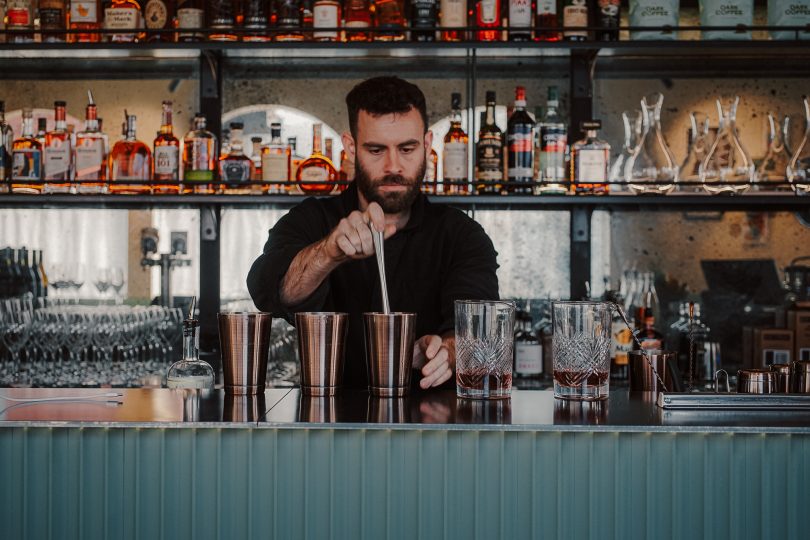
[{"left": 246, "top": 183, "right": 500, "bottom": 389}]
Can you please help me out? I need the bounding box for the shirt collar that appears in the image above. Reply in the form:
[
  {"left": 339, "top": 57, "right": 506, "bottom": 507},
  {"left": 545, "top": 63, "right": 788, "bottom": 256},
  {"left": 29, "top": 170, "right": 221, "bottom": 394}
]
[{"left": 339, "top": 182, "right": 427, "bottom": 232}]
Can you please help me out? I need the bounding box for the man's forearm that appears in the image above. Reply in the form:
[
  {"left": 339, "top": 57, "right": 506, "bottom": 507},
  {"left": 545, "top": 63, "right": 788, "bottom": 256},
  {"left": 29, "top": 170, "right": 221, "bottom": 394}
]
[{"left": 279, "top": 239, "right": 340, "bottom": 307}]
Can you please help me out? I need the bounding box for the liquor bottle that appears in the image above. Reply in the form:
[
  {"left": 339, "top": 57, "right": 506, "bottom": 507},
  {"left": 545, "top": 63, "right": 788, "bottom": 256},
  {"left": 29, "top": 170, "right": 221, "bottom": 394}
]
[
  {"left": 109, "top": 112, "right": 153, "bottom": 193},
  {"left": 6, "top": 0, "right": 35, "bottom": 42},
  {"left": 275, "top": 0, "right": 304, "bottom": 41},
  {"left": 338, "top": 149, "right": 353, "bottom": 190},
  {"left": 43, "top": 101, "right": 73, "bottom": 193},
  {"left": 634, "top": 306, "right": 664, "bottom": 351},
  {"left": 475, "top": 91, "right": 503, "bottom": 194},
  {"left": 208, "top": 0, "right": 238, "bottom": 41},
  {"left": 243, "top": 0, "right": 270, "bottom": 41},
  {"left": 597, "top": 0, "right": 619, "bottom": 41},
  {"left": 219, "top": 122, "right": 253, "bottom": 193},
  {"left": 11, "top": 108, "right": 43, "bottom": 194},
  {"left": 373, "top": 0, "right": 405, "bottom": 41},
  {"left": 104, "top": 0, "right": 143, "bottom": 43},
  {"left": 609, "top": 294, "right": 633, "bottom": 381},
  {"left": 288, "top": 137, "right": 304, "bottom": 187},
  {"left": 153, "top": 100, "right": 180, "bottom": 193},
  {"left": 507, "top": 86, "right": 535, "bottom": 193},
  {"left": 36, "top": 118, "right": 48, "bottom": 148},
  {"left": 0, "top": 101, "right": 13, "bottom": 188},
  {"left": 344, "top": 0, "right": 371, "bottom": 41},
  {"left": 250, "top": 136, "right": 263, "bottom": 181},
  {"left": 69, "top": 0, "right": 102, "bottom": 42},
  {"left": 166, "top": 299, "right": 215, "bottom": 390},
  {"left": 296, "top": 123, "right": 337, "bottom": 194},
  {"left": 177, "top": 0, "right": 205, "bottom": 41},
  {"left": 143, "top": 0, "right": 175, "bottom": 42},
  {"left": 440, "top": 0, "right": 466, "bottom": 41},
  {"left": 508, "top": 0, "right": 532, "bottom": 41},
  {"left": 220, "top": 128, "right": 231, "bottom": 160},
  {"left": 422, "top": 148, "right": 438, "bottom": 194},
  {"left": 301, "top": 0, "right": 314, "bottom": 38},
  {"left": 18, "top": 248, "right": 36, "bottom": 297},
  {"left": 533, "top": 105, "right": 543, "bottom": 181},
  {"left": 571, "top": 120, "right": 609, "bottom": 195},
  {"left": 30, "top": 249, "right": 42, "bottom": 298},
  {"left": 182, "top": 113, "right": 218, "bottom": 194},
  {"left": 562, "top": 0, "right": 588, "bottom": 41},
  {"left": 261, "top": 122, "right": 290, "bottom": 194},
  {"left": 39, "top": 0, "right": 67, "bottom": 42},
  {"left": 75, "top": 92, "right": 107, "bottom": 193},
  {"left": 313, "top": 0, "right": 341, "bottom": 41},
  {"left": 475, "top": 0, "right": 500, "bottom": 41},
  {"left": 537, "top": 86, "right": 568, "bottom": 194},
  {"left": 514, "top": 309, "right": 543, "bottom": 380},
  {"left": 443, "top": 92, "right": 469, "bottom": 195},
  {"left": 324, "top": 138, "right": 334, "bottom": 162},
  {"left": 410, "top": 0, "right": 437, "bottom": 42},
  {"left": 36, "top": 250, "right": 48, "bottom": 298},
  {"left": 535, "top": 0, "right": 560, "bottom": 41}
]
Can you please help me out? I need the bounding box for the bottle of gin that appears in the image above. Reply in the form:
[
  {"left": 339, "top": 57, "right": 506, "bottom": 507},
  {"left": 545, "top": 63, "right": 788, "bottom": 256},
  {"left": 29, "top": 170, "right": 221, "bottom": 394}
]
[
  {"left": 261, "top": 121, "right": 290, "bottom": 194},
  {"left": 167, "top": 297, "right": 215, "bottom": 391}
]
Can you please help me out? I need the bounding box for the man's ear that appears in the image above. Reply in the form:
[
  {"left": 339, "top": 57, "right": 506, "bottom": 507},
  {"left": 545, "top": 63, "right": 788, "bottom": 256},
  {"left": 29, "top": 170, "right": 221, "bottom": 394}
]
[
  {"left": 341, "top": 131, "right": 356, "bottom": 161},
  {"left": 425, "top": 130, "right": 434, "bottom": 151}
]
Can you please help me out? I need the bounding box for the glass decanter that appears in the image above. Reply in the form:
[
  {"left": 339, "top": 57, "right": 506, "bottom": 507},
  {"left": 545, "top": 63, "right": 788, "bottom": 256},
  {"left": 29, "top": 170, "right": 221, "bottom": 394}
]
[
  {"left": 625, "top": 93, "right": 678, "bottom": 194},
  {"left": 700, "top": 96, "right": 754, "bottom": 195},
  {"left": 757, "top": 112, "right": 792, "bottom": 192},
  {"left": 787, "top": 97, "right": 810, "bottom": 195},
  {"left": 167, "top": 298, "right": 214, "bottom": 391},
  {"left": 608, "top": 109, "right": 641, "bottom": 194},
  {"left": 679, "top": 112, "right": 713, "bottom": 193}
]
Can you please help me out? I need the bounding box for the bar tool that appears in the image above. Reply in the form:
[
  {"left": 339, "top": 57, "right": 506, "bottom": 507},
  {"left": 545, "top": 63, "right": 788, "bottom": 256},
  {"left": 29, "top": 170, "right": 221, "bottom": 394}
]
[{"left": 370, "top": 223, "right": 390, "bottom": 314}]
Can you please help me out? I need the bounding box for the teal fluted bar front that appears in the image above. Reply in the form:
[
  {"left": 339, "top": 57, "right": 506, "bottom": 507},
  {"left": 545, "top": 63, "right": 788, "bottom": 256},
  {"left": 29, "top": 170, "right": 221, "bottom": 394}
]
[{"left": 1, "top": 427, "right": 807, "bottom": 540}]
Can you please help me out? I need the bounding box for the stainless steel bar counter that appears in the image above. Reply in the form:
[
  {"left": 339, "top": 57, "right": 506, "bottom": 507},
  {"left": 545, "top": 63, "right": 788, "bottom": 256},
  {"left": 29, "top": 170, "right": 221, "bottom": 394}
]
[{"left": 2, "top": 388, "right": 808, "bottom": 539}]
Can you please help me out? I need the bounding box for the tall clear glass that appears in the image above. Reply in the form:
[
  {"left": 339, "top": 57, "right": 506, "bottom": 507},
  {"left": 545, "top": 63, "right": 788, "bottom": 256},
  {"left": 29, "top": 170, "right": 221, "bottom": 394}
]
[
  {"left": 757, "top": 112, "right": 792, "bottom": 191},
  {"left": 552, "top": 301, "right": 612, "bottom": 401},
  {"left": 609, "top": 109, "right": 641, "bottom": 193},
  {"left": 625, "top": 93, "right": 678, "bottom": 194},
  {"left": 679, "top": 111, "right": 713, "bottom": 193},
  {"left": 700, "top": 96, "right": 754, "bottom": 195},
  {"left": 787, "top": 97, "right": 810, "bottom": 195},
  {"left": 455, "top": 300, "right": 516, "bottom": 400}
]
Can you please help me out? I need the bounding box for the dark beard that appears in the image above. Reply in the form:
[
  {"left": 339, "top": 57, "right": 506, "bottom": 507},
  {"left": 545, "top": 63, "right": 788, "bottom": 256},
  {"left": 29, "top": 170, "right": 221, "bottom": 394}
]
[{"left": 355, "top": 154, "right": 425, "bottom": 214}]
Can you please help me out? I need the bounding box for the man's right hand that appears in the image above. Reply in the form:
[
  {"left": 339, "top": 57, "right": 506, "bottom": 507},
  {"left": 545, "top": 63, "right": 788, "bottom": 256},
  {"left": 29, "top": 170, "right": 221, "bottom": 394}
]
[{"left": 323, "top": 201, "right": 397, "bottom": 263}]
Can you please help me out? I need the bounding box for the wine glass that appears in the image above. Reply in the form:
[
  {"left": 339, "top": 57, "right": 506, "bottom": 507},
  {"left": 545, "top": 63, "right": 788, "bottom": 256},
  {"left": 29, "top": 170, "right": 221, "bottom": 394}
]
[{"left": 110, "top": 267, "right": 126, "bottom": 304}]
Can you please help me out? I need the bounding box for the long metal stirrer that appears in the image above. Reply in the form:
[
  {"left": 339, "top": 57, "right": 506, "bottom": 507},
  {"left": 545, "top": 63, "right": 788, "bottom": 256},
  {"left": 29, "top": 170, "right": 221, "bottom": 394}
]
[
  {"left": 370, "top": 224, "right": 390, "bottom": 314},
  {"left": 612, "top": 302, "right": 670, "bottom": 393}
]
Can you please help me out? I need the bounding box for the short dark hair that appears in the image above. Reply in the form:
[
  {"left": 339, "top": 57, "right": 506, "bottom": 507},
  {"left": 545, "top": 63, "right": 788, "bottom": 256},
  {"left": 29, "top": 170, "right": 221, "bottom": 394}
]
[{"left": 346, "top": 76, "right": 428, "bottom": 139}]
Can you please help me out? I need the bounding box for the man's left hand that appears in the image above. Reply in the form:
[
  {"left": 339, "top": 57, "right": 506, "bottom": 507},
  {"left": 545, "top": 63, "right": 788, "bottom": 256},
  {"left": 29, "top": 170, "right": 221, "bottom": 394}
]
[{"left": 413, "top": 334, "right": 455, "bottom": 389}]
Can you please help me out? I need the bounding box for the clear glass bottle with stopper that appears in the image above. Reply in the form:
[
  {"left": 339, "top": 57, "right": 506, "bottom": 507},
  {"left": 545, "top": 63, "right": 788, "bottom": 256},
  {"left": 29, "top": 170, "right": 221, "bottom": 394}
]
[{"left": 167, "top": 296, "right": 214, "bottom": 391}]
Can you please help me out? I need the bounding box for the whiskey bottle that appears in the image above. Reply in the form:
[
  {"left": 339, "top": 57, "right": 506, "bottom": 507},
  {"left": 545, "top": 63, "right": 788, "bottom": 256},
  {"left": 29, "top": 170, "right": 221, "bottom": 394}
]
[
  {"left": 6, "top": 0, "right": 35, "bottom": 43},
  {"left": 506, "top": 86, "right": 535, "bottom": 193},
  {"left": 219, "top": 122, "right": 254, "bottom": 193},
  {"left": 508, "top": 0, "right": 532, "bottom": 41},
  {"left": 475, "top": 0, "right": 500, "bottom": 42},
  {"left": 296, "top": 123, "right": 337, "bottom": 195},
  {"left": 338, "top": 149, "right": 354, "bottom": 190},
  {"left": 153, "top": 100, "right": 180, "bottom": 193},
  {"left": 475, "top": 90, "right": 503, "bottom": 194},
  {"left": 0, "top": 101, "right": 13, "bottom": 188},
  {"left": 410, "top": 0, "right": 437, "bottom": 42},
  {"left": 74, "top": 93, "right": 107, "bottom": 193},
  {"left": 562, "top": 0, "right": 588, "bottom": 41},
  {"left": 344, "top": 0, "right": 371, "bottom": 41},
  {"left": 422, "top": 148, "right": 438, "bottom": 194},
  {"left": 535, "top": 0, "right": 561, "bottom": 41},
  {"left": 288, "top": 137, "right": 304, "bottom": 189},
  {"left": 514, "top": 309, "right": 543, "bottom": 380},
  {"left": 597, "top": 0, "right": 620, "bottom": 41},
  {"left": 313, "top": 0, "right": 341, "bottom": 41},
  {"left": 373, "top": 0, "right": 405, "bottom": 41},
  {"left": 571, "top": 120, "right": 609, "bottom": 195},
  {"left": 109, "top": 112, "right": 153, "bottom": 194},
  {"left": 633, "top": 306, "right": 664, "bottom": 351},
  {"left": 275, "top": 0, "right": 304, "bottom": 41},
  {"left": 143, "top": 0, "right": 175, "bottom": 42},
  {"left": 537, "top": 86, "right": 568, "bottom": 194},
  {"left": 43, "top": 101, "right": 73, "bottom": 193},
  {"left": 440, "top": 0, "right": 466, "bottom": 42},
  {"left": 261, "top": 122, "right": 290, "bottom": 194},
  {"left": 39, "top": 0, "right": 67, "bottom": 42},
  {"left": 250, "top": 136, "right": 263, "bottom": 181},
  {"left": 69, "top": 0, "right": 102, "bottom": 42},
  {"left": 104, "top": 0, "right": 143, "bottom": 43},
  {"left": 208, "top": 0, "right": 238, "bottom": 41},
  {"left": 443, "top": 92, "right": 469, "bottom": 195},
  {"left": 243, "top": 0, "right": 271, "bottom": 41},
  {"left": 11, "top": 108, "right": 43, "bottom": 193},
  {"left": 177, "top": 0, "right": 205, "bottom": 41},
  {"left": 182, "top": 113, "right": 218, "bottom": 194}
]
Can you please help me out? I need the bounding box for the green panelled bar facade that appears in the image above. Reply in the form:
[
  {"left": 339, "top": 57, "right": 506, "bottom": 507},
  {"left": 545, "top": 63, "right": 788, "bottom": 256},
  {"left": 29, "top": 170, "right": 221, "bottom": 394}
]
[{"left": 2, "top": 425, "right": 808, "bottom": 540}]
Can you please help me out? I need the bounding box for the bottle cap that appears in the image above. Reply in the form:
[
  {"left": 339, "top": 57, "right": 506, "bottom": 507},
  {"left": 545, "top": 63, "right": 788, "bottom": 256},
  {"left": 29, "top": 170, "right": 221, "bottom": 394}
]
[
  {"left": 54, "top": 100, "right": 66, "bottom": 107},
  {"left": 486, "top": 90, "right": 496, "bottom": 103},
  {"left": 514, "top": 86, "right": 526, "bottom": 106},
  {"left": 229, "top": 122, "right": 244, "bottom": 130}
]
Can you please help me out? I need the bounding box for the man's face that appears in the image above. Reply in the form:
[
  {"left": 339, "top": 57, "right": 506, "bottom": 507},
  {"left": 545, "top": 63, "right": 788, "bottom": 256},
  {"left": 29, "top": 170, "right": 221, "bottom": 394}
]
[{"left": 348, "top": 108, "right": 432, "bottom": 214}]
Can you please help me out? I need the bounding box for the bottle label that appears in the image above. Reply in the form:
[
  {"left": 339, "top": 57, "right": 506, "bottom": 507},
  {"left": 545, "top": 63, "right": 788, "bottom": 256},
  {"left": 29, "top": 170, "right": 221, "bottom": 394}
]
[
  {"left": 508, "top": 128, "right": 534, "bottom": 180},
  {"left": 44, "top": 141, "right": 71, "bottom": 179},
  {"left": 300, "top": 166, "right": 329, "bottom": 182},
  {"left": 540, "top": 129, "right": 567, "bottom": 180},
  {"left": 40, "top": 7, "right": 65, "bottom": 29},
  {"left": 313, "top": 4, "right": 339, "bottom": 39},
  {"left": 576, "top": 149, "right": 607, "bottom": 183},
  {"left": 222, "top": 161, "right": 251, "bottom": 182},
  {"left": 7, "top": 1, "right": 32, "bottom": 27},
  {"left": 536, "top": 0, "right": 556, "bottom": 15},
  {"left": 145, "top": 0, "right": 169, "bottom": 29},
  {"left": 412, "top": 0, "right": 438, "bottom": 29},
  {"left": 262, "top": 152, "right": 289, "bottom": 182},
  {"left": 599, "top": 0, "right": 620, "bottom": 16},
  {"left": 479, "top": 0, "right": 499, "bottom": 24},
  {"left": 509, "top": 0, "right": 532, "bottom": 28},
  {"left": 177, "top": 8, "right": 205, "bottom": 29},
  {"left": 70, "top": 0, "right": 98, "bottom": 23},
  {"left": 443, "top": 141, "right": 468, "bottom": 180},
  {"left": 154, "top": 145, "right": 179, "bottom": 176},
  {"left": 769, "top": 1, "right": 810, "bottom": 39},
  {"left": 476, "top": 132, "right": 503, "bottom": 180},
  {"left": 186, "top": 141, "right": 212, "bottom": 174},
  {"left": 105, "top": 7, "right": 140, "bottom": 29},
  {"left": 12, "top": 149, "right": 42, "bottom": 180},
  {"left": 611, "top": 325, "right": 633, "bottom": 365},
  {"left": 74, "top": 138, "right": 105, "bottom": 179},
  {"left": 563, "top": 3, "right": 589, "bottom": 37},
  {"left": 515, "top": 342, "right": 543, "bottom": 375},
  {"left": 640, "top": 338, "right": 663, "bottom": 350},
  {"left": 441, "top": 0, "right": 466, "bottom": 27}
]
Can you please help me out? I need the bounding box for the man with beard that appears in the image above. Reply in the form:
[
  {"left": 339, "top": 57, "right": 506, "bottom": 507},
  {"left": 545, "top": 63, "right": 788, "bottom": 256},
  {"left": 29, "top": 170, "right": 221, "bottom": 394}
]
[{"left": 247, "top": 77, "right": 499, "bottom": 390}]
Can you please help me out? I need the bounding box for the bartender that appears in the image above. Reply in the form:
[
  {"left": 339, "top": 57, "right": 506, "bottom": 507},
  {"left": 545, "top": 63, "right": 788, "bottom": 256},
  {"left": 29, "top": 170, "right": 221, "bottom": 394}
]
[{"left": 247, "top": 76, "right": 499, "bottom": 390}]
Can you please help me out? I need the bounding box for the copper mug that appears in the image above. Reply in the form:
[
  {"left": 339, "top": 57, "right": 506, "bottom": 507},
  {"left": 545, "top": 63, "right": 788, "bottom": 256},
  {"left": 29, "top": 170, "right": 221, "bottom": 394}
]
[
  {"left": 737, "top": 369, "right": 776, "bottom": 394},
  {"left": 218, "top": 312, "right": 273, "bottom": 395},
  {"left": 295, "top": 312, "right": 348, "bottom": 396},
  {"left": 363, "top": 312, "right": 416, "bottom": 397}
]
